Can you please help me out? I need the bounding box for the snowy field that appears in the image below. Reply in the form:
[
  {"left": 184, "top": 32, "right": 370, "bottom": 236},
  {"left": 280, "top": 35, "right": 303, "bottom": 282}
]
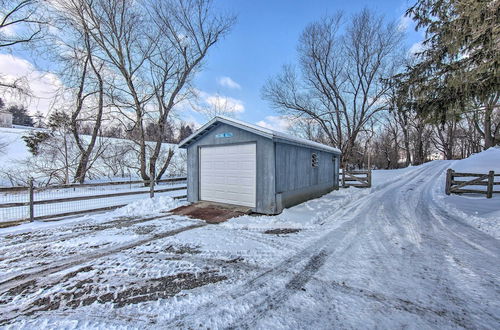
[
  {"left": 0, "top": 148, "right": 499, "bottom": 328},
  {"left": 0, "top": 127, "right": 186, "bottom": 187}
]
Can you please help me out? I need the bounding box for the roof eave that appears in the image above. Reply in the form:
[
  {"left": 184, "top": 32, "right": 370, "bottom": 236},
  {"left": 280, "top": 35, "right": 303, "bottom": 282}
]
[{"left": 178, "top": 116, "right": 274, "bottom": 148}]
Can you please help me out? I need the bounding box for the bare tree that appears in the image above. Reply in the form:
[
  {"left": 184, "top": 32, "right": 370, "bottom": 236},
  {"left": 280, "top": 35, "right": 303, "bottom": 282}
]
[
  {"left": 190, "top": 91, "right": 241, "bottom": 120},
  {"left": 80, "top": 0, "right": 234, "bottom": 182},
  {"left": 80, "top": 0, "right": 154, "bottom": 181},
  {"left": 431, "top": 109, "right": 460, "bottom": 160},
  {"left": 263, "top": 10, "right": 403, "bottom": 164},
  {"left": 49, "top": 0, "right": 109, "bottom": 183},
  {"left": 0, "top": 0, "right": 45, "bottom": 48},
  {"left": 0, "top": 0, "right": 46, "bottom": 94},
  {"left": 146, "top": 0, "right": 235, "bottom": 181}
]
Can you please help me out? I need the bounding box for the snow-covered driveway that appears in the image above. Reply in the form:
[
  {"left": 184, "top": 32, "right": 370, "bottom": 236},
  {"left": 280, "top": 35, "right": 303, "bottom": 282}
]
[{"left": 0, "top": 159, "right": 499, "bottom": 329}]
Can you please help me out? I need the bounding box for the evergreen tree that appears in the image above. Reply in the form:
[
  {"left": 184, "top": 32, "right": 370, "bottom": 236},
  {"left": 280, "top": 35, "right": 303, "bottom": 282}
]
[
  {"left": 33, "top": 111, "right": 46, "bottom": 128},
  {"left": 22, "top": 131, "right": 51, "bottom": 156},
  {"left": 7, "top": 104, "right": 34, "bottom": 126},
  {"left": 398, "top": 0, "right": 499, "bottom": 147},
  {"left": 406, "top": 0, "right": 499, "bottom": 103},
  {"left": 48, "top": 110, "right": 71, "bottom": 133},
  {"left": 178, "top": 124, "right": 194, "bottom": 142}
]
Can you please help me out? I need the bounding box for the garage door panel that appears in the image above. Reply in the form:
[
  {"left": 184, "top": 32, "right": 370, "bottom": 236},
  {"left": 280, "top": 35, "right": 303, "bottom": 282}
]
[
  {"left": 225, "top": 176, "right": 254, "bottom": 186},
  {"left": 200, "top": 143, "right": 256, "bottom": 208}
]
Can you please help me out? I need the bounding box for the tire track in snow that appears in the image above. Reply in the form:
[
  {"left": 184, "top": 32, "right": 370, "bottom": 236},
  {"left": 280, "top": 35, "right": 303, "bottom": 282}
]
[
  {"left": 0, "top": 222, "right": 206, "bottom": 297},
  {"left": 167, "top": 165, "right": 436, "bottom": 328},
  {"left": 0, "top": 214, "right": 169, "bottom": 253},
  {"left": 173, "top": 162, "right": 495, "bottom": 329}
]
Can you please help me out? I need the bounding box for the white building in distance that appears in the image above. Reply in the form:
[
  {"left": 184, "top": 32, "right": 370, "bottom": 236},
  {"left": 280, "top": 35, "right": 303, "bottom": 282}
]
[{"left": 0, "top": 110, "right": 13, "bottom": 128}]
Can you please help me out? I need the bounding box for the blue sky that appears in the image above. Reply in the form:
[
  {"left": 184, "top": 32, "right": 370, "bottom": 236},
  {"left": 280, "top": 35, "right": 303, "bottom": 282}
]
[
  {"left": 1, "top": 0, "right": 423, "bottom": 130},
  {"left": 191, "top": 0, "right": 422, "bottom": 129}
]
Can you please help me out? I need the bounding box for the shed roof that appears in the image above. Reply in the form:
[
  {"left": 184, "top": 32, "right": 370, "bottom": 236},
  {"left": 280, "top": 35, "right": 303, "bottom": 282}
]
[{"left": 178, "top": 116, "right": 341, "bottom": 154}]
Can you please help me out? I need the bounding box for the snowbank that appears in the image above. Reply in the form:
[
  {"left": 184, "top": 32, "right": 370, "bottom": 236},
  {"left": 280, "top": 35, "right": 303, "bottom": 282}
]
[
  {"left": 112, "top": 196, "right": 184, "bottom": 217},
  {"left": 223, "top": 187, "right": 370, "bottom": 230},
  {"left": 435, "top": 146, "right": 500, "bottom": 239},
  {"left": 452, "top": 146, "right": 500, "bottom": 173},
  {"left": 0, "top": 196, "right": 185, "bottom": 236}
]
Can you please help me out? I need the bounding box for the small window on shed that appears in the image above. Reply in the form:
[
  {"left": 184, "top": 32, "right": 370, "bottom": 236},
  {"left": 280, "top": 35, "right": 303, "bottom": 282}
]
[{"left": 311, "top": 153, "right": 319, "bottom": 167}]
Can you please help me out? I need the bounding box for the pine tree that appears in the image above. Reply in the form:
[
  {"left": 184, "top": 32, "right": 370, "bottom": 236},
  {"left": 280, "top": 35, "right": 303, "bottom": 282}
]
[
  {"left": 398, "top": 0, "right": 500, "bottom": 147},
  {"left": 178, "top": 124, "right": 194, "bottom": 142},
  {"left": 7, "top": 104, "right": 34, "bottom": 126}
]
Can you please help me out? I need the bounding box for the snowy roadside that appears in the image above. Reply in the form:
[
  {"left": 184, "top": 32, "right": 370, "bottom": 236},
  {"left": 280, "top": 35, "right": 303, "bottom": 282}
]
[
  {"left": 433, "top": 147, "right": 500, "bottom": 239},
  {"left": 0, "top": 195, "right": 187, "bottom": 236}
]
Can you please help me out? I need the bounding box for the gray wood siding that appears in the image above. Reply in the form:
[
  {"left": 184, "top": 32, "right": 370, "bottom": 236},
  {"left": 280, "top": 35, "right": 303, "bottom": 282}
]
[
  {"left": 275, "top": 143, "right": 337, "bottom": 193},
  {"left": 186, "top": 123, "right": 277, "bottom": 214},
  {"left": 184, "top": 121, "right": 341, "bottom": 214}
]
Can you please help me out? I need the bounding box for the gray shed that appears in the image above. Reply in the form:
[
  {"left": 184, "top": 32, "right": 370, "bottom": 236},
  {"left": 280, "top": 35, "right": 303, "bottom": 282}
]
[{"left": 178, "top": 116, "right": 341, "bottom": 214}]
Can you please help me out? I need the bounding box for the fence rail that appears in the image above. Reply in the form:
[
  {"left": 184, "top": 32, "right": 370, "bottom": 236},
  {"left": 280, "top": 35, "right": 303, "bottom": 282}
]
[
  {"left": 0, "top": 177, "right": 186, "bottom": 193},
  {"left": 0, "top": 177, "right": 187, "bottom": 224},
  {"left": 445, "top": 169, "right": 499, "bottom": 198},
  {"left": 341, "top": 169, "right": 372, "bottom": 188}
]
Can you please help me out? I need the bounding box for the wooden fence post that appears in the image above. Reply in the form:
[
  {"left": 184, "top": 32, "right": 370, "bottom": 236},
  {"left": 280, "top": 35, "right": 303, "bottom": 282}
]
[
  {"left": 342, "top": 167, "right": 346, "bottom": 188},
  {"left": 29, "top": 178, "right": 34, "bottom": 222},
  {"left": 367, "top": 170, "right": 372, "bottom": 188},
  {"left": 445, "top": 169, "right": 453, "bottom": 195},
  {"left": 486, "top": 171, "right": 494, "bottom": 199}
]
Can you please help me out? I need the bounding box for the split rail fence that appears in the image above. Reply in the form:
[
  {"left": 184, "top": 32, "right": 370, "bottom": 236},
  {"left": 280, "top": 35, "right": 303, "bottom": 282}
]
[
  {"left": 0, "top": 177, "right": 187, "bottom": 224},
  {"left": 341, "top": 169, "right": 372, "bottom": 188},
  {"left": 445, "top": 169, "right": 499, "bottom": 198}
]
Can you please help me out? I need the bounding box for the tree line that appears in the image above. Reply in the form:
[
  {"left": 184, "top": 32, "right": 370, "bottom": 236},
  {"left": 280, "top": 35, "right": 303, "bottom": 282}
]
[
  {"left": 1, "top": 0, "right": 498, "bottom": 181},
  {"left": 263, "top": 1, "right": 499, "bottom": 169}
]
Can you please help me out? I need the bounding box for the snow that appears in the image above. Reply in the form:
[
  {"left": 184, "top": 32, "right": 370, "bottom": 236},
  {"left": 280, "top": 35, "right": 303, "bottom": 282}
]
[
  {"left": 0, "top": 127, "right": 186, "bottom": 186},
  {"left": 452, "top": 146, "right": 500, "bottom": 173},
  {"left": 113, "top": 196, "right": 184, "bottom": 217},
  {"left": 435, "top": 146, "right": 500, "bottom": 239},
  {"left": 0, "top": 148, "right": 498, "bottom": 328},
  {"left": 1, "top": 182, "right": 187, "bottom": 223},
  {"left": 0, "top": 127, "right": 31, "bottom": 164}
]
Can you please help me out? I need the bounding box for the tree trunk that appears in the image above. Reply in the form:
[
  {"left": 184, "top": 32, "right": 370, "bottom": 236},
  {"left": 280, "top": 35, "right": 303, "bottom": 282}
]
[
  {"left": 484, "top": 103, "right": 493, "bottom": 149},
  {"left": 156, "top": 148, "right": 175, "bottom": 180}
]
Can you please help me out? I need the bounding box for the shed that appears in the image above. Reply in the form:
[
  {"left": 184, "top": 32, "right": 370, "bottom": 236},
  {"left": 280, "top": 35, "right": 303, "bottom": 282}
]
[{"left": 178, "top": 116, "right": 341, "bottom": 215}]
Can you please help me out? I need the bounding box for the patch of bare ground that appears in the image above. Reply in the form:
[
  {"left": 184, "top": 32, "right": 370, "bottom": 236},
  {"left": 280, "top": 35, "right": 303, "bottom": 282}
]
[
  {"left": 263, "top": 228, "right": 301, "bottom": 235},
  {"left": 0, "top": 280, "right": 38, "bottom": 304},
  {"left": 165, "top": 244, "right": 201, "bottom": 255},
  {"left": 0, "top": 223, "right": 205, "bottom": 290},
  {"left": 27, "top": 270, "right": 227, "bottom": 313}
]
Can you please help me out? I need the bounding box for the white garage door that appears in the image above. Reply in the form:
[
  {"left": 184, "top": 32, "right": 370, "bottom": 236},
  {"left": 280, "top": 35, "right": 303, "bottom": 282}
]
[{"left": 200, "top": 143, "right": 256, "bottom": 207}]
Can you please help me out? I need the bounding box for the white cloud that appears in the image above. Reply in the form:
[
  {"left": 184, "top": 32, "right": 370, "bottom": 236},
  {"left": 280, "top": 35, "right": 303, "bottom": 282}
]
[
  {"left": 217, "top": 76, "right": 241, "bottom": 90},
  {"left": 397, "top": 15, "right": 413, "bottom": 32},
  {"left": 1, "top": 24, "right": 17, "bottom": 37},
  {"left": 189, "top": 89, "right": 245, "bottom": 116},
  {"left": 204, "top": 94, "right": 244, "bottom": 113},
  {"left": 182, "top": 114, "right": 202, "bottom": 129},
  {"left": 409, "top": 41, "right": 425, "bottom": 55},
  {"left": 256, "top": 115, "right": 293, "bottom": 132},
  {"left": 0, "top": 54, "right": 63, "bottom": 115}
]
